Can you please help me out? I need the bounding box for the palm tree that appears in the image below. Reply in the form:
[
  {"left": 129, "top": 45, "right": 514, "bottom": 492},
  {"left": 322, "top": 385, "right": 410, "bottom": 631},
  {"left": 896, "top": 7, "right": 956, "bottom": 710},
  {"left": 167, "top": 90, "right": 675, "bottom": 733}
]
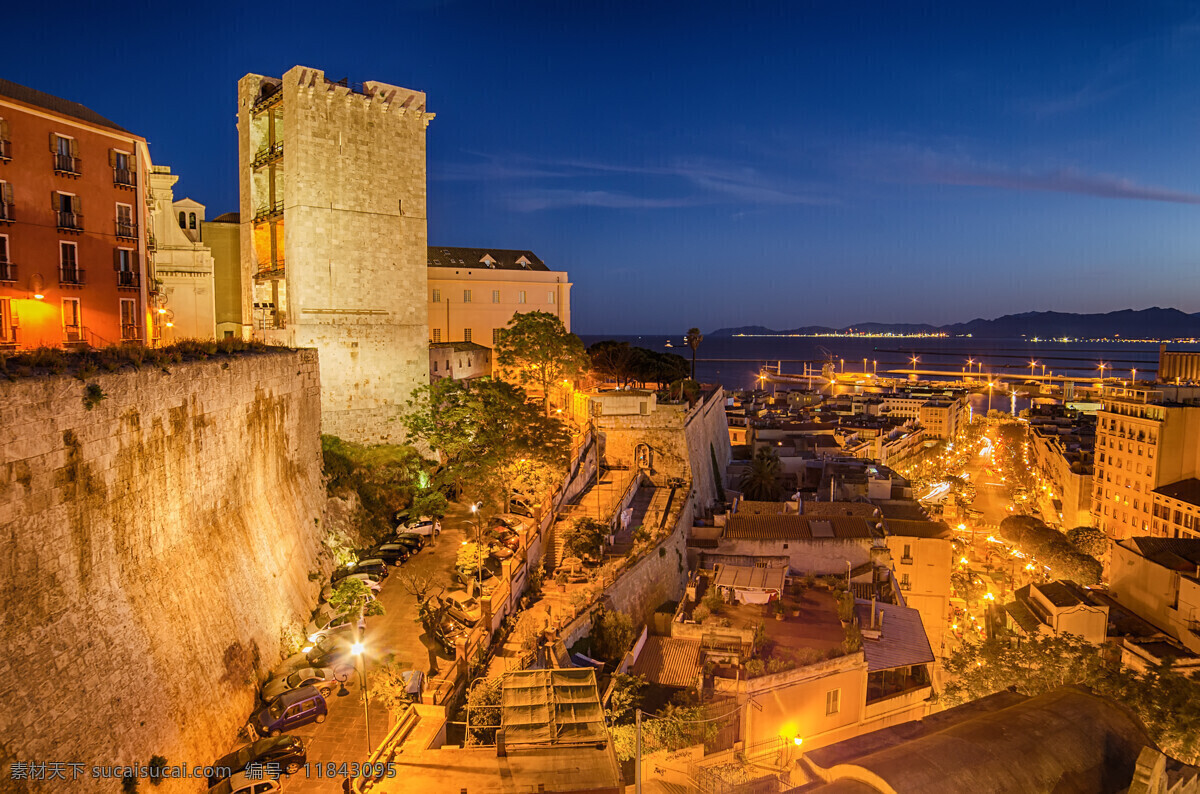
[
  {"left": 739, "top": 447, "right": 782, "bottom": 501},
  {"left": 684, "top": 327, "right": 703, "bottom": 380}
]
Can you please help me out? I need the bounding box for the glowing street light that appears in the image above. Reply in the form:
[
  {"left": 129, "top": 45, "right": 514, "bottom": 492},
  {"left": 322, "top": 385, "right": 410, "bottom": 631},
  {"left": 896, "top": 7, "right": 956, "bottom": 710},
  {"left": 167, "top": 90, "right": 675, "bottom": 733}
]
[
  {"left": 1098, "top": 362, "right": 1107, "bottom": 382},
  {"left": 351, "top": 641, "right": 372, "bottom": 754}
]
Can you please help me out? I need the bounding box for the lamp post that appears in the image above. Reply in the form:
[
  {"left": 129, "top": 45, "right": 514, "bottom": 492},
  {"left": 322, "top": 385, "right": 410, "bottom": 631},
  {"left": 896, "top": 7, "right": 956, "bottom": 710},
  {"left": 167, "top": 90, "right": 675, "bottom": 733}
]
[
  {"left": 469, "top": 502, "right": 483, "bottom": 595},
  {"left": 1028, "top": 360, "right": 1037, "bottom": 379},
  {"left": 351, "top": 641, "right": 372, "bottom": 756},
  {"left": 1131, "top": 368, "right": 1137, "bottom": 383},
  {"left": 1098, "top": 362, "right": 1107, "bottom": 385}
]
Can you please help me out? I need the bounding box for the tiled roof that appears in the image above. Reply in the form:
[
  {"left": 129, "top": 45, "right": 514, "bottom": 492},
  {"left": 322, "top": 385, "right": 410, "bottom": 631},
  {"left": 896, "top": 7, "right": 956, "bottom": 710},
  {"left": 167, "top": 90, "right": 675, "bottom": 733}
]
[
  {"left": 428, "top": 246, "right": 549, "bottom": 271},
  {"left": 885, "top": 519, "right": 953, "bottom": 540},
  {"left": 874, "top": 500, "right": 930, "bottom": 521},
  {"left": 1005, "top": 599, "right": 1041, "bottom": 634},
  {"left": 629, "top": 637, "right": 702, "bottom": 688},
  {"left": 429, "top": 341, "right": 491, "bottom": 352},
  {"left": 801, "top": 501, "right": 879, "bottom": 519},
  {"left": 736, "top": 500, "right": 790, "bottom": 516},
  {"left": 1036, "top": 581, "right": 1091, "bottom": 608},
  {"left": 1126, "top": 537, "right": 1200, "bottom": 571},
  {"left": 854, "top": 600, "right": 934, "bottom": 672},
  {"left": 0, "top": 77, "right": 134, "bottom": 134},
  {"left": 724, "top": 514, "right": 875, "bottom": 541},
  {"left": 1152, "top": 478, "right": 1200, "bottom": 508}
]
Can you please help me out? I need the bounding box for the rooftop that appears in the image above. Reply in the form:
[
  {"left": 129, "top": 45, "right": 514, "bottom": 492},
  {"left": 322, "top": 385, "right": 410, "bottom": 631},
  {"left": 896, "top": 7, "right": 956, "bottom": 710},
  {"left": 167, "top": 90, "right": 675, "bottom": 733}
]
[
  {"left": 428, "top": 247, "right": 550, "bottom": 271},
  {"left": 1036, "top": 580, "right": 1093, "bottom": 608},
  {"left": 884, "top": 519, "right": 953, "bottom": 540},
  {"left": 711, "top": 563, "right": 787, "bottom": 592},
  {"left": 429, "top": 341, "right": 491, "bottom": 353},
  {"left": 854, "top": 600, "right": 935, "bottom": 672},
  {"left": 736, "top": 500, "right": 792, "bottom": 516},
  {"left": 1122, "top": 537, "right": 1200, "bottom": 574},
  {"left": 628, "top": 636, "right": 702, "bottom": 688},
  {"left": 874, "top": 500, "right": 931, "bottom": 521},
  {"left": 1153, "top": 478, "right": 1200, "bottom": 509},
  {"left": 501, "top": 669, "right": 608, "bottom": 747},
  {"left": 0, "top": 77, "right": 135, "bottom": 135},
  {"left": 723, "top": 514, "right": 876, "bottom": 541},
  {"left": 799, "top": 501, "right": 879, "bottom": 519}
]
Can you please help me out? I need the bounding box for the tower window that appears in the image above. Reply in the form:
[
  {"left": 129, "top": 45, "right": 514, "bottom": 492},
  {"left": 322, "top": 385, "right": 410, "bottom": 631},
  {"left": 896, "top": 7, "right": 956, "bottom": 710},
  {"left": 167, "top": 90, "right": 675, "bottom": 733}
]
[{"left": 178, "top": 211, "right": 186, "bottom": 228}]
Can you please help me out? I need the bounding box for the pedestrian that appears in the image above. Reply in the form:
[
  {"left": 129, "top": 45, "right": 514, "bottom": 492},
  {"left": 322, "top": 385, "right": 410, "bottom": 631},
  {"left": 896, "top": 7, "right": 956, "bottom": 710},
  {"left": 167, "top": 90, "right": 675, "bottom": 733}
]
[{"left": 343, "top": 776, "right": 353, "bottom": 793}]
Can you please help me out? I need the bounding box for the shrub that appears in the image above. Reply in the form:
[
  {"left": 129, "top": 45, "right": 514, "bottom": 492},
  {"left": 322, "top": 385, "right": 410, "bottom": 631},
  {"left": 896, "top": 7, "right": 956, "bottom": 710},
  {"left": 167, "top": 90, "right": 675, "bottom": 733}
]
[
  {"left": 692, "top": 605, "right": 711, "bottom": 623},
  {"left": 82, "top": 382, "right": 106, "bottom": 410},
  {"left": 745, "top": 658, "right": 765, "bottom": 678},
  {"left": 592, "top": 608, "right": 635, "bottom": 666},
  {"left": 147, "top": 756, "right": 168, "bottom": 787}
]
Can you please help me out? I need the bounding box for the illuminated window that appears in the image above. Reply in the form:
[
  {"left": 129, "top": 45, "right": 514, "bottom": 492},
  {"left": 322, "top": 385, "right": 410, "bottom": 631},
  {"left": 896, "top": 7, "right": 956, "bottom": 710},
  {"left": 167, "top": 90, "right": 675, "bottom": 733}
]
[
  {"left": 826, "top": 689, "right": 840, "bottom": 715},
  {"left": 431, "top": 289, "right": 441, "bottom": 303},
  {"left": 492, "top": 290, "right": 500, "bottom": 303},
  {"left": 463, "top": 289, "right": 472, "bottom": 303},
  {"left": 518, "top": 290, "right": 526, "bottom": 304},
  {"left": 189, "top": 212, "right": 196, "bottom": 229},
  {"left": 432, "top": 328, "right": 441, "bottom": 343},
  {"left": 464, "top": 328, "right": 472, "bottom": 343}
]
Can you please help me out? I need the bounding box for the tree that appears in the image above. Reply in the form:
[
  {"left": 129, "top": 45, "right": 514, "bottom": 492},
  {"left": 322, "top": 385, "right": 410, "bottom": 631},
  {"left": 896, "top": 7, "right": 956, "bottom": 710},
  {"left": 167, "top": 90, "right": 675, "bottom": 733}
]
[
  {"left": 999, "top": 515, "right": 1101, "bottom": 585},
  {"left": 457, "top": 540, "right": 488, "bottom": 572},
  {"left": 684, "top": 328, "right": 703, "bottom": 380},
  {"left": 371, "top": 657, "right": 422, "bottom": 716},
  {"left": 609, "top": 703, "right": 719, "bottom": 761},
  {"left": 942, "top": 633, "right": 1200, "bottom": 763},
  {"left": 739, "top": 447, "right": 782, "bottom": 501},
  {"left": 591, "top": 608, "right": 635, "bottom": 666},
  {"left": 606, "top": 673, "right": 646, "bottom": 724},
  {"left": 403, "top": 377, "right": 571, "bottom": 514},
  {"left": 409, "top": 488, "right": 448, "bottom": 519},
  {"left": 565, "top": 517, "right": 607, "bottom": 561},
  {"left": 1067, "top": 525, "right": 1108, "bottom": 557},
  {"left": 588, "top": 340, "right": 637, "bottom": 386},
  {"left": 494, "top": 311, "right": 590, "bottom": 415},
  {"left": 465, "top": 678, "right": 502, "bottom": 745},
  {"left": 327, "top": 577, "right": 385, "bottom": 619}
]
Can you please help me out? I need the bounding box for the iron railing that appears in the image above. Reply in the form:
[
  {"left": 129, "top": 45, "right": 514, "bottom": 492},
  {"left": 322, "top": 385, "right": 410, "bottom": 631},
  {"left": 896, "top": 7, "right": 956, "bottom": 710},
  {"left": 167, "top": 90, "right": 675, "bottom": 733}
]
[
  {"left": 0, "top": 261, "right": 15, "bottom": 281},
  {"left": 0, "top": 139, "right": 10, "bottom": 161},
  {"left": 59, "top": 266, "right": 85, "bottom": 285},
  {"left": 121, "top": 324, "right": 141, "bottom": 341},
  {"left": 117, "top": 270, "right": 139, "bottom": 288},
  {"left": 64, "top": 324, "right": 85, "bottom": 344},
  {"left": 251, "top": 142, "right": 283, "bottom": 169},
  {"left": 113, "top": 167, "right": 137, "bottom": 188},
  {"left": 252, "top": 200, "right": 284, "bottom": 224},
  {"left": 57, "top": 211, "right": 83, "bottom": 231},
  {"left": 116, "top": 221, "right": 138, "bottom": 239},
  {"left": 254, "top": 260, "right": 285, "bottom": 280},
  {"left": 0, "top": 202, "right": 11, "bottom": 222},
  {"left": 252, "top": 83, "right": 282, "bottom": 114},
  {"left": 53, "top": 153, "right": 80, "bottom": 175}
]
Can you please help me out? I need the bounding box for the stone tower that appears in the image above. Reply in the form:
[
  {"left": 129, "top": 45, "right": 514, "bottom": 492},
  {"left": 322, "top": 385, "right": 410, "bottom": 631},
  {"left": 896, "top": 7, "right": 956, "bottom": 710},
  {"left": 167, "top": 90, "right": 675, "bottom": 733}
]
[{"left": 237, "top": 66, "right": 433, "bottom": 443}]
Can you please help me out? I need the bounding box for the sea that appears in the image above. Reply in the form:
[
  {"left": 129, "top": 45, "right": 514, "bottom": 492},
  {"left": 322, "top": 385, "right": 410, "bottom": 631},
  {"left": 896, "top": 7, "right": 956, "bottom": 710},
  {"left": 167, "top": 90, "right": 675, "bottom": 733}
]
[{"left": 578, "top": 334, "right": 1200, "bottom": 410}]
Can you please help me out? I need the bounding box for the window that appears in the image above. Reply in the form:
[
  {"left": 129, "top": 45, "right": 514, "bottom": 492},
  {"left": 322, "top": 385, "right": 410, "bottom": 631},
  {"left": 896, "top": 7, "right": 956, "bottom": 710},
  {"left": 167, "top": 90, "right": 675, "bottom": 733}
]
[
  {"left": 0, "top": 234, "right": 9, "bottom": 281},
  {"left": 432, "top": 328, "right": 441, "bottom": 343},
  {"left": 518, "top": 290, "right": 526, "bottom": 304},
  {"left": 826, "top": 689, "right": 841, "bottom": 716},
  {"left": 189, "top": 212, "right": 196, "bottom": 229},
  {"left": 900, "top": 573, "right": 911, "bottom": 590},
  {"left": 491, "top": 290, "right": 500, "bottom": 303},
  {"left": 62, "top": 298, "right": 82, "bottom": 342},
  {"left": 493, "top": 328, "right": 502, "bottom": 345},
  {"left": 432, "top": 361, "right": 438, "bottom": 372},
  {"left": 548, "top": 291, "right": 555, "bottom": 304},
  {"left": 464, "top": 328, "right": 472, "bottom": 343},
  {"left": 120, "top": 299, "right": 138, "bottom": 340},
  {"left": 115, "top": 248, "right": 137, "bottom": 287},
  {"left": 111, "top": 150, "right": 135, "bottom": 187},
  {"left": 431, "top": 289, "right": 441, "bottom": 303},
  {"left": 463, "top": 289, "right": 472, "bottom": 303},
  {"left": 0, "top": 117, "right": 9, "bottom": 160},
  {"left": 116, "top": 203, "right": 135, "bottom": 238},
  {"left": 0, "top": 298, "right": 13, "bottom": 343},
  {"left": 178, "top": 211, "right": 186, "bottom": 228},
  {"left": 0, "top": 181, "right": 11, "bottom": 221},
  {"left": 60, "top": 242, "right": 82, "bottom": 283},
  {"left": 52, "top": 133, "right": 79, "bottom": 173},
  {"left": 55, "top": 192, "right": 82, "bottom": 230}
]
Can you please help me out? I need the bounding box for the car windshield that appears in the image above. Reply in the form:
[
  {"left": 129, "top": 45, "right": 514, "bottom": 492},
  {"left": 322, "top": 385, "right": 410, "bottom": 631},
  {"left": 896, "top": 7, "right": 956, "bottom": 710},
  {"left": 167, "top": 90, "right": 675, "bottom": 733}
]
[
  {"left": 268, "top": 700, "right": 285, "bottom": 718},
  {"left": 285, "top": 671, "right": 303, "bottom": 687}
]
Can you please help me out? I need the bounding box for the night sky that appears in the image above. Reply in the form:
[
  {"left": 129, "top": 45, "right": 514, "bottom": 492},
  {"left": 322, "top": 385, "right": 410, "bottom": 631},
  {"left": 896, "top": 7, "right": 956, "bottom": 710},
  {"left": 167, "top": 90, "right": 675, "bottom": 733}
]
[{"left": 6, "top": 1, "right": 1200, "bottom": 333}]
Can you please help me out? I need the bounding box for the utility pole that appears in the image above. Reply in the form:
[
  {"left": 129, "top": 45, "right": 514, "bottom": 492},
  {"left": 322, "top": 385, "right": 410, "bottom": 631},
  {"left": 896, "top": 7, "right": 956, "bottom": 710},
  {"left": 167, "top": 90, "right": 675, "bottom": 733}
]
[{"left": 635, "top": 708, "right": 642, "bottom": 794}]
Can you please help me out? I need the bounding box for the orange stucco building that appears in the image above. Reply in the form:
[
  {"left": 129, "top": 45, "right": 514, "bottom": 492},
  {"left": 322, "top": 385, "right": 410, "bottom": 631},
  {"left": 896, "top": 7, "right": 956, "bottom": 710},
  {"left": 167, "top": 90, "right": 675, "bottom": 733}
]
[{"left": 0, "top": 78, "right": 152, "bottom": 349}]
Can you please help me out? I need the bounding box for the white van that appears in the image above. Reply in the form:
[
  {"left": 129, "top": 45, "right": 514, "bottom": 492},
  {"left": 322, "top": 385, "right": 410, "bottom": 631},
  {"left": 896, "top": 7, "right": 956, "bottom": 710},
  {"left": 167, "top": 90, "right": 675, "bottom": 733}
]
[{"left": 208, "top": 771, "right": 282, "bottom": 794}]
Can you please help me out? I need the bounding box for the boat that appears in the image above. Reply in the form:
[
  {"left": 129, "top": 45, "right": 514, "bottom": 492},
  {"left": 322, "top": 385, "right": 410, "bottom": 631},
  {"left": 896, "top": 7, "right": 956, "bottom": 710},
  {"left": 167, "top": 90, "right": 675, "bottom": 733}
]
[{"left": 664, "top": 341, "right": 673, "bottom": 348}]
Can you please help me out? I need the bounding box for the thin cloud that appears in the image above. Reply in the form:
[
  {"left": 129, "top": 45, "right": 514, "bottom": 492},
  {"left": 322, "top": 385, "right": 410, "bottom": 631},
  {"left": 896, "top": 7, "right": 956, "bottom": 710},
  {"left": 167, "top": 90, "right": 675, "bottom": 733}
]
[{"left": 506, "top": 189, "right": 704, "bottom": 212}]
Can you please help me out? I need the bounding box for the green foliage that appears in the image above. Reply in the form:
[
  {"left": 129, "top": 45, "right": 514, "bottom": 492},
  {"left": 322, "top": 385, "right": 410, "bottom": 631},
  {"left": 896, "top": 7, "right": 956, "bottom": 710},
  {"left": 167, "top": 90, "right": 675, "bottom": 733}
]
[
  {"left": 321, "top": 435, "right": 429, "bottom": 537},
  {"left": 942, "top": 633, "right": 1200, "bottom": 763},
  {"left": 692, "top": 605, "right": 711, "bottom": 623},
  {"left": 457, "top": 540, "right": 487, "bottom": 572},
  {"left": 951, "top": 569, "right": 988, "bottom": 605},
  {"left": 564, "top": 517, "right": 607, "bottom": 560},
  {"left": 739, "top": 447, "right": 782, "bottom": 501},
  {"left": 1066, "top": 525, "right": 1108, "bottom": 557},
  {"left": 591, "top": 608, "right": 636, "bottom": 666},
  {"left": 402, "top": 377, "right": 570, "bottom": 515},
  {"left": 836, "top": 590, "right": 856, "bottom": 623},
  {"left": 371, "top": 657, "right": 421, "bottom": 716},
  {"left": 999, "top": 516, "right": 1102, "bottom": 585},
  {"left": 842, "top": 623, "right": 863, "bottom": 654},
  {"left": 146, "top": 756, "right": 167, "bottom": 787},
  {"left": 710, "top": 444, "right": 727, "bottom": 503},
  {"left": 684, "top": 328, "right": 703, "bottom": 380},
  {"left": 465, "top": 678, "right": 503, "bottom": 745},
  {"left": 82, "top": 382, "right": 106, "bottom": 410},
  {"left": 702, "top": 585, "right": 724, "bottom": 613},
  {"left": 745, "top": 658, "right": 765, "bottom": 677},
  {"left": 327, "top": 577, "right": 384, "bottom": 619},
  {"left": 610, "top": 703, "right": 719, "bottom": 761},
  {"left": 607, "top": 673, "right": 645, "bottom": 725},
  {"left": 0, "top": 338, "right": 274, "bottom": 382},
  {"left": 494, "top": 311, "right": 590, "bottom": 415},
  {"left": 410, "top": 488, "right": 449, "bottom": 519},
  {"left": 587, "top": 340, "right": 688, "bottom": 388}
]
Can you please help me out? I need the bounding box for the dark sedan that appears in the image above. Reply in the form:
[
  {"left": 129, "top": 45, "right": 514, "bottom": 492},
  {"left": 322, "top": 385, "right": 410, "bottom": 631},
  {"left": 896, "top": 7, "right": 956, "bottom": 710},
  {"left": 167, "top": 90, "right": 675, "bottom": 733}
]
[
  {"left": 333, "top": 559, "right": 390, "bottom": 581},
  {"left": 208, "top": 735, "right": 306, "bottom": 785},
  {"left": 371, "top": 543, "right": 412, "bottom": 566},
  {"left": 385, "top": 532, "right": 426, "bottom": 552}
]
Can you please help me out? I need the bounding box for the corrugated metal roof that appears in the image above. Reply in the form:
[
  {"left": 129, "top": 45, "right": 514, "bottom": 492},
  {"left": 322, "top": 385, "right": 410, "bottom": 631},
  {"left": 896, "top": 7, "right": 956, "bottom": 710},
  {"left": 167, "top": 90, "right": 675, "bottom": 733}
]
[
  {"left": 0, "top": 77, "right": 134, "bottom": 134},
  {"left": 724, "top": 514, "right": 874, "bottom": 541},
  {"left": 712, "top": 564, "right": 787, "bottom": 591},
  {"left": 629, "top": 637, "right": 702, "bottom": 688},
  {"left": 1005, "top": 599, "right": 1041, "bottom": 634},
  {"left": 855, "top": 600, "right": 934, "bottom": 672}
]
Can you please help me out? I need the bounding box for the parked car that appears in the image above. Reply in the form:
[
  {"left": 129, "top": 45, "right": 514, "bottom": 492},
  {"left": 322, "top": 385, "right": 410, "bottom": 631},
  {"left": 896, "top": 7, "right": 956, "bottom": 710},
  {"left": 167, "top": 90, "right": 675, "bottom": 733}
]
[
  {"left": 507, "top": 498, "right": 535, "bottom": 518},
  {"left": 487, "top": 527, "right": 521, "bottom": 551},
  {"left": 398, "top": 669, "right": 425, "bottom": 703},
  {"left": 249, "top": 686, "right": 327, "bottom": 737},
  {"left": 453, "top": 563, "right": 500, "bottom": 597},
  {"left": 332, "top": 559, "right": 389, "bottom": 582},
  {"left": 305, "top": 636, "right": 357, "bottom": 673},
  {"left": 443, "top": 590, "right": 482, "bottom": 626},
  {"left": 403, "top": 515, "right": 442, "bottom": 536},
  {"left": 322, "top": 573, "right": 382, "bottom": 602},
  {"left": 262, "top": 666, "right": 339, "bottom": 702},
  {"left": 208, "top": 771, "right": 283, "bottom": 794},
  {"left": 305, "top": 604, "right": 365, "bottom": 644},
  {"left": 385, "top": 532, "right": 426, "bottom": 552},
  {"left": 208, "top": 735, "right": 306, "bottom": 785},
  {"left": 371, "top": 543, "right": 413, "bottom": 567},
  {"left": 429, "top": 613, "right": 469, "bottom": 654}
]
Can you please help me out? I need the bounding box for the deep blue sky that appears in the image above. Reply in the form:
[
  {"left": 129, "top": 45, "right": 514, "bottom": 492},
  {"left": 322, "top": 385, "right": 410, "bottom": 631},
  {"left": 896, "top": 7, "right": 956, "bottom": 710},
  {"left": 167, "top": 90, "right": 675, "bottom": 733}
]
[{"left": 7, "top": 1, "right": 1200, "bottom": 333}]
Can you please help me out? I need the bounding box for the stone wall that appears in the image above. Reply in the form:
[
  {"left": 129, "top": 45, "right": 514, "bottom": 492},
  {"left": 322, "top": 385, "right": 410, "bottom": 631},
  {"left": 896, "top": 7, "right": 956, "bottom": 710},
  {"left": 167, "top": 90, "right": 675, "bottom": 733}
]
[{"left": 0, "top": 350, "right": 325, "bottom": 792}]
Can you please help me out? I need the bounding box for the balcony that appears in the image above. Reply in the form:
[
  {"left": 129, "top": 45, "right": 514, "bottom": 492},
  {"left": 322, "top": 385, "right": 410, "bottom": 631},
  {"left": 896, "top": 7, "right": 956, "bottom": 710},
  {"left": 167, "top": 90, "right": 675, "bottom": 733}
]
[
  {"left": 121, "top": 324, "right": 141, "bottom": 342},
  {"left": 252, "top": 200, "right": 284, "bottom": 224},
  {"left": 117, "top": 270, "right": 140, "bottom": 289},
  {"left": 900, "top": 555, "right": 914, "bottom": 565},
  {"left": 63, "top": 324, "right": 84, "bottom": 345},
  {"left": 0, "top": 326, "right": 16, "bottom": 348},
  {"left": 0, "top": 202, "right": 11, "bottom": 223},
  {"left": 254, "top": 260, "right": 285, "bottom": 281},
  {"left": 57, "top": 211, "right": 83, "bottom": 232},
  {"left": 0, "top": 261, "right": 15, "bottom": 282},
  {"left": 53, "top": 153, "right": 81, "bottom": 176},
  {"left": 59, "top": 266, "right": 85, "bottom": 285},
  {"left": 251, "top": 83, "right": 283, "bottom": 114},
  {"left": 0, "top": 139, "right": 9, "bottom": 161},
  {"left": 115, "top": 221, "right": 138, "bottom": 240},
  {"left": 251, "top": 142, "right": 283, "bottom": 169},
  {"left": 113, "top": 167, "right": 137, "bottom": 189}
]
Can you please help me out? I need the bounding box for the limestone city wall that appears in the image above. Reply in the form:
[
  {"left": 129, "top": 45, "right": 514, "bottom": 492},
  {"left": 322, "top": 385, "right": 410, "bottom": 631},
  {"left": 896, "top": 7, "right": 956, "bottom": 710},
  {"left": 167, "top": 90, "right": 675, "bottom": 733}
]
[{"left": 0, "top": 350, "right": 326, "bottom": 792}]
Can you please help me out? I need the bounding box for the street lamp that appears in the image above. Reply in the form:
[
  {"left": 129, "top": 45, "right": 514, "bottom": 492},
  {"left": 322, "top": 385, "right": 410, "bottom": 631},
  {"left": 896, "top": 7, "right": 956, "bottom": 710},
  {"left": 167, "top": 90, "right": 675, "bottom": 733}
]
[
  {"left": 1098, "top": 362, "right": 1107, "bottom": 384},
  {"left": 1131, "top": 368, "right": 1137, "bottom": 383},
  {"left": 469, "top": 502, "right": 483, "bottom": 595},
  {"left": 910, "top": 355, "right": 919, "bottom": 370},
  {"left": 1028, "top": 360, "right": 1038, "bottom": 379},
  {"left": 351, "top": 641, "right": 372, "bottom": 756}
]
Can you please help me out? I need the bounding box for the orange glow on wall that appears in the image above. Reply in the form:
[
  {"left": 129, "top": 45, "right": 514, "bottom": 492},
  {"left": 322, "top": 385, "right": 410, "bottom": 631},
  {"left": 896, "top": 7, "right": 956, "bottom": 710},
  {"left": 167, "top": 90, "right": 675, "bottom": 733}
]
[{"left": 12, "top": 298, "right": 65, "bottom": 347}]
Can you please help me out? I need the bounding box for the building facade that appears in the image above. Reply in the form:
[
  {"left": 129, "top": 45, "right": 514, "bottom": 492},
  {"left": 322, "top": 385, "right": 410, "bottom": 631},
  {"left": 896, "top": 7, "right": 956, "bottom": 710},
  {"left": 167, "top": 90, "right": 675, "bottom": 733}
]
[
  {"left": 1152, "top": 479, "right": 1200, "bottom": 540},
  {"left": 147, "top": 166, "right": 215, "bottom": 341},
  {"left": 237, "top": 66, "right": 433, "bottom": 443},
  {"left": 426, "top": 247, "right": 571, "bottom": 346},
  {"left": 203, "top": 212, "right": 244, "bottom": 340},
  {"left": 1110, "top": 537, "right": 1200, "bottom": 656},
  {"left": 429, "top": 341, "right": 491, "bottom": 381},
  {"left": 0, "top": 78, "right": 152, "bottom": 349},
  {"left": 1092, "top": 385, "right": 1200, "bottom": 542}
]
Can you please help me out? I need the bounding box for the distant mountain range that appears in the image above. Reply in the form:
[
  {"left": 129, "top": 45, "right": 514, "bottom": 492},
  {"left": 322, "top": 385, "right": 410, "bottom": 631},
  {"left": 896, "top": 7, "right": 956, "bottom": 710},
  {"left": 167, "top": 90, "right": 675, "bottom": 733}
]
[{"left": 711, "top": 308, "right": 1200, "bottom": 340}]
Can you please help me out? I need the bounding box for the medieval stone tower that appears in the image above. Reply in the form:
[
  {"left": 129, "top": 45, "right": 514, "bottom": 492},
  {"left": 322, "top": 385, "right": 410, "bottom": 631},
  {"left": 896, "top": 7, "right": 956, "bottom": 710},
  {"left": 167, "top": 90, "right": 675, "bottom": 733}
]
[{"left": 236, "top": 66, "right": 432, "bottom": 444}]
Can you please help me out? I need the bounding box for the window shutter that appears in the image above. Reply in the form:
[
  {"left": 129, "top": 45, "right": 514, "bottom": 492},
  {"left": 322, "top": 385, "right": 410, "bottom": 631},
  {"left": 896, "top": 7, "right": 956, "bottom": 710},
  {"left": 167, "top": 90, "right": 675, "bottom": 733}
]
[
  {"left": 0, "top": 119, "right": 9, "bottom": 139},
  {"left": 73, "top": 195, "right": 82, "bottom": 214},
  {"left": 108, "top": 149, "right": 117, "bottom": 167},
  {"left": 69, "top": 138, "right": 79, "bottom": 157},
  {"left": 114, "top": 248, "right": 121, "bottom": 271},
  {"left": 1, "top": 183, "right": 12, "bottom": 205},
  {"left": 49, "top": 133, "right": 57, "bottom": 152},
  {"left": 51, "top": 191, "right": 59, "bottom": 211}
]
